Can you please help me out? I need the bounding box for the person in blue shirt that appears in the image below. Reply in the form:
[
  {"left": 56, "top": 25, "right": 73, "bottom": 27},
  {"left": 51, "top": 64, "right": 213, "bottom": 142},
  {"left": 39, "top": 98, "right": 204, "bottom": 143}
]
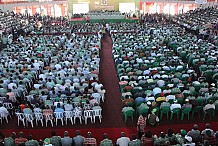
[{"left": 54, "top": 103, "right": 64, "bottom": 113}]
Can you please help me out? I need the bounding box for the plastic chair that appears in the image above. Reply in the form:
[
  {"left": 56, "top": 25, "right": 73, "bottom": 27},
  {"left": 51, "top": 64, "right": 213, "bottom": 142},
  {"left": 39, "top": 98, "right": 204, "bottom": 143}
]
[
  {"left": 170, "top": 108, "right": 181, "bottom": 120},
  {"left": 24, "top": 114, "right": 34, "bottom": 128},
  {"left": 3, "top": 103, "right": 14, "bottom": 117},
  {"left": 160, "top": 106, "right": 170, "bottom": 120},
  {"left": 73, "top": 109, "right": 82, "bottom": 124},
  {"left": 0, "top": 113, "right": 9, "bottom": 123},
  {"left": 181, "top": 107, "right": 192, "bottom": 120},
  {"left": 15, "top": 113, "right": 25, "bottom": 126},
  {"left": 44, "top": 113, "right": 54, "bottom": 127},
  {"left": 203, "top": 109, "right": 215, "bottom": 120},
  {"left": 93, "top": 109, "right": 102, "bottom": 123},
  {"left": 123, "top": 110, "right": 134, "bottom": 123},
  {"left": 64, "top": 111, "right": 74, "bottom": 125},
  {"left": 83, "top": 110, "right": 93, "bottom": 124},
  {"left": 137, "top": 107, "right": 149, "bottom": 116},
  {"left": 191, "top": 106, "right": 203, "bottom": 119},
  {"left": 54, "top": 112, "right": 64, "bottom": 126},
  {"left": 34, "top": 113, "right": 44, "bottom": 127}
]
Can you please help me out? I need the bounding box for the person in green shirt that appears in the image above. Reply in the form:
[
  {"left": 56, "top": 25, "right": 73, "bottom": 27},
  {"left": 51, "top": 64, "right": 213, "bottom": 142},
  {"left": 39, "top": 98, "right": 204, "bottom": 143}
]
[
  {"left": 50, "top": 131, "right": 61, "bottom": 146},
  {"left": 4, "top": 132, "right": 16, "bottom": 146},
  {"left": 25, "top": 135, "right": 39, "bottom": 146},
  {"left": 128, "top": 134, "right": 141, "bottom": 146},
  {"left": 100, "top": 133, "right": 113, "bottom": 146}
]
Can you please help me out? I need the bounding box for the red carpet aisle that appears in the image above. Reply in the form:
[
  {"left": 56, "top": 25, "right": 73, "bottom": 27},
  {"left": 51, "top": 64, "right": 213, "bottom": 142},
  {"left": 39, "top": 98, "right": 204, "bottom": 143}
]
[{"left": 98, "top": 33, "right": 136, "bottom": 128}]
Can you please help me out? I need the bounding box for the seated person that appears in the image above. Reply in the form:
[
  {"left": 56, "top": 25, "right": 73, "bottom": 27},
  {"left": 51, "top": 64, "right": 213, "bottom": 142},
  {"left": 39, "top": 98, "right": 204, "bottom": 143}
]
[
  {"left": 23, "top": 104, "right": 34, "bottom": 116},
  {"left": 54, "top": 103, "right": 64, "bottom": 113},
  {"left": 203, "top": 100, "right": 215, "bottom": 112},
  {"left": 64, "top": 101, "right": 73, "bottom": 111}
]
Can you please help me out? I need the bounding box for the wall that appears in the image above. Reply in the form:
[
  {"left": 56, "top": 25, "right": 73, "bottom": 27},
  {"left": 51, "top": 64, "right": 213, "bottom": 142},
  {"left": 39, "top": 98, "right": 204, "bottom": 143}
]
[{"left": 0, "top": 1, "right": 68, "bottom": 11}]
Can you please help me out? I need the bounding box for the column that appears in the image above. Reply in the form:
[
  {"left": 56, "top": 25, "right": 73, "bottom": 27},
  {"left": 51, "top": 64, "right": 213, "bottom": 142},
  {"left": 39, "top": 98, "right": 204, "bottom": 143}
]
[
  {"left": 60, "top": 4, "right": 65, "bottom": 16},
  {"left": 32, "top": 6, "right": 37, "bottom": 15}
]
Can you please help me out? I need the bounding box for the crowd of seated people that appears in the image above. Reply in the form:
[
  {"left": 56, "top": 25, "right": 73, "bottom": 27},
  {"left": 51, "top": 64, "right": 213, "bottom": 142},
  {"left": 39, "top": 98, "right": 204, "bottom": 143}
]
[
  {"left": 0, "top": 5, "right": 218, "bottom": 143},
  {"left": 0, "top": 10, "right": 71, "bottom": 40},
  {"left": 172, "top": 6, "right": 218, "bottom": 37},
  {"left": 1, "top": 123, "right": 218, "bottom": 145},
  {"left": 0, "top": 9, "right": 106, "bottom": 126},
  {"left": 72, "top": 13, "right": 85, "bottom": 18},
  {"left": 110, "top": 9, "right": 218, "bottom": 122}
]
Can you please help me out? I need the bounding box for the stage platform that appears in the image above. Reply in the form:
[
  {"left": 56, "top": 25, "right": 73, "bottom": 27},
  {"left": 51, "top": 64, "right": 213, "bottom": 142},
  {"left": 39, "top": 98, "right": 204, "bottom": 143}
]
[
  {"left": 70, "top": 18, "right": 138, "bottom": 23},
  {"left": 86, "top": 15, "right": 125, "bottom": 20}
]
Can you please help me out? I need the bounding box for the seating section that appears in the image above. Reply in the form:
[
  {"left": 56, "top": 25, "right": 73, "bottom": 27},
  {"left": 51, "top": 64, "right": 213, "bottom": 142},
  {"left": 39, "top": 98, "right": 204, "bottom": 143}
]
[
  {"left": 0, "top": 5, "right": 218, "bottom": 146},
  {"left": 0, "top": 11, "right": 105, "bottom": 127},
  {"left": 111, "top": 9, "right": 218, "bottom": 122}
]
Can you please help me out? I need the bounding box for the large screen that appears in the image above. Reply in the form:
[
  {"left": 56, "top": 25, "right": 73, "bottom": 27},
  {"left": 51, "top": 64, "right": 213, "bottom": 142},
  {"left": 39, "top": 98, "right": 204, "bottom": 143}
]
[
  {"left": 119, "top": 3, "right": 135, "bottom": 13},
  {"left": 73, "top": 3, "right": 89, "bottom": 14}
]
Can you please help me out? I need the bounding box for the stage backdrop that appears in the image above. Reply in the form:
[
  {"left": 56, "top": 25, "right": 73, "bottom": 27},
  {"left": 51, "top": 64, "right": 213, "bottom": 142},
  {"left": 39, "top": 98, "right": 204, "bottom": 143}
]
[{"left": 70, "top": 0, "right": 140, "bottom": 14}]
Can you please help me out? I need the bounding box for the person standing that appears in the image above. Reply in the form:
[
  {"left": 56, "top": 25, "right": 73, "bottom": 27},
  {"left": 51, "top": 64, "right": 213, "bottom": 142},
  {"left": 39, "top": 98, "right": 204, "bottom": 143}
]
[
  {"left": 100, "top": 133, "right": 113, "bottom": 146},
  {"left": 61, "top": 131, "right": 73, "bottom": 146},
  {"left": 128, "top": 134, "right": 142, "bottom": 146},
  {"left": 83, "top": 132, "right": 97, "bottom": 146},
  {"left": 116, "top": 132, "right": 130, "bottom": 146},
  {"left": 15, "top": 131, "right": 27, "bottom": 146},
  {"left": 50, "top": 131, "right": 61, "bottom": 146},
  {"left": 73, "top": 130, "right": 84, "bottom": 146},
  {"left": 137, "top": 113, "right": 147, "bottom": 139}
]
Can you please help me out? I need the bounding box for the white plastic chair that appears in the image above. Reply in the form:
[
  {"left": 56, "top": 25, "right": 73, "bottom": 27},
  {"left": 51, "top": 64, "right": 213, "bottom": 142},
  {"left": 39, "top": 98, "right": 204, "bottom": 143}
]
[
  {"left": 73, "top": 108, "right": 82, "bottom": 124},
  {"left": 3, "top": 103, "right": 14, "bottom": 116},
  {"left": 83, "top": 104, "right": 92, "bottom": 110},
  {"left": 83, "top": 110, "right": 93, "bottom": 124},
  {"left": 34, "top": 113, "right": 44, "bottom": 127},
  {"left": 54, "top": 112, "right": 64, "bottom": 126},
  {"left": 0, "top": 113, "right": 9, "bottom": 123},
  {"left": 44, "top": 114, "right": 54, "bottom": 127},
  {"left": 64, "top": 111, "right": 73, "bottom": 125},
  {"left": 15, "top": 113, "right": 25, "bottom": 126},
  {"left": 33, "top": 108, "right": 42, "bottom": 113},
  {"left": 93, "top": 109, "right": 102, "bottom": 123},
  {"left": 24, "top": 114, "right": 34, "bottom": 128}
]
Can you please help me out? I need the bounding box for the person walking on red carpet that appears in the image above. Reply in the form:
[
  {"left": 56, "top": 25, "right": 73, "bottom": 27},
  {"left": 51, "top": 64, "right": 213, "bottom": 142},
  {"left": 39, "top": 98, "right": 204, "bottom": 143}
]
[{"left": 137, "top": 113, "right": 147, "bottom": 139}]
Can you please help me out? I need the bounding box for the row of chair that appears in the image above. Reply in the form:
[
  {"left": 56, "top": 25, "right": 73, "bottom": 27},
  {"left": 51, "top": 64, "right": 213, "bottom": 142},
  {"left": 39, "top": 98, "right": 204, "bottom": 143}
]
[
  {"left": 15, "top": 109, "right": 102, "bottom": 128},
  {"left": 123, "top": 105, "right": 216, "bottom": 123}
]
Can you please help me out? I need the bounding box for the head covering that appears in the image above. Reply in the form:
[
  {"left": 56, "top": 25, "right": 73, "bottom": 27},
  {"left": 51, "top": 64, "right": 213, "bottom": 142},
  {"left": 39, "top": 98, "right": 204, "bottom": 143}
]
[
  {"left": 147, "top": 101, "right": 151, "bottom": 105},
  {"left": 151, "top": 108, "right": 157, "bottom": 113},
  {"left": 180, "top": 129, "right": 187, "bottom": 136},
  {"left": 185, "top": 99, "right": 189, "bottom": 102},
  {"left": 185, "top": 136, "right": 192, "bottom": 142},
  {"left": 44, "top": 138, "right": 50, "bottom": 144}
]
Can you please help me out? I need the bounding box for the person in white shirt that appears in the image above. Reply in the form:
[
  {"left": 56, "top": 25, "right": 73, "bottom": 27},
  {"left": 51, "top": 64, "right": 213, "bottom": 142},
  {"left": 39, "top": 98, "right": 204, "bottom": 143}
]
[
  {"left": 116, "top": 132, "right": 130, "bottom": 146},
  {"left": 170, "top": 100, "right": 181, "bottom": 111},
  {"left": 203, "top": 100, "right": 215, "bottom": 112},
  {"left": 166, "top": 95, "right": 176, "bottom": 101},
  {"left": 157, "top": 79, "right": 165, "bottom": 87},
  {"left": 0, "top": 103, "right": 9, "bottom": 116},
  {"left": 153, "top": 87, "right": 162, "bottom": 97},
  {"left": 92, "top": 90, "right": 101, "bottom": 103},
  {"left": 64, "top": 101, "right": 73, "bottom": 111}
]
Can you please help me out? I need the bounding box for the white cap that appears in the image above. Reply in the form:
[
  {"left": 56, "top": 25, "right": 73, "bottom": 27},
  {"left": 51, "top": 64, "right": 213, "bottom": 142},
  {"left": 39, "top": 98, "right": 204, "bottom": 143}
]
[{"left": 147, "top": 101, "right": 151, "bottom": 105}]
